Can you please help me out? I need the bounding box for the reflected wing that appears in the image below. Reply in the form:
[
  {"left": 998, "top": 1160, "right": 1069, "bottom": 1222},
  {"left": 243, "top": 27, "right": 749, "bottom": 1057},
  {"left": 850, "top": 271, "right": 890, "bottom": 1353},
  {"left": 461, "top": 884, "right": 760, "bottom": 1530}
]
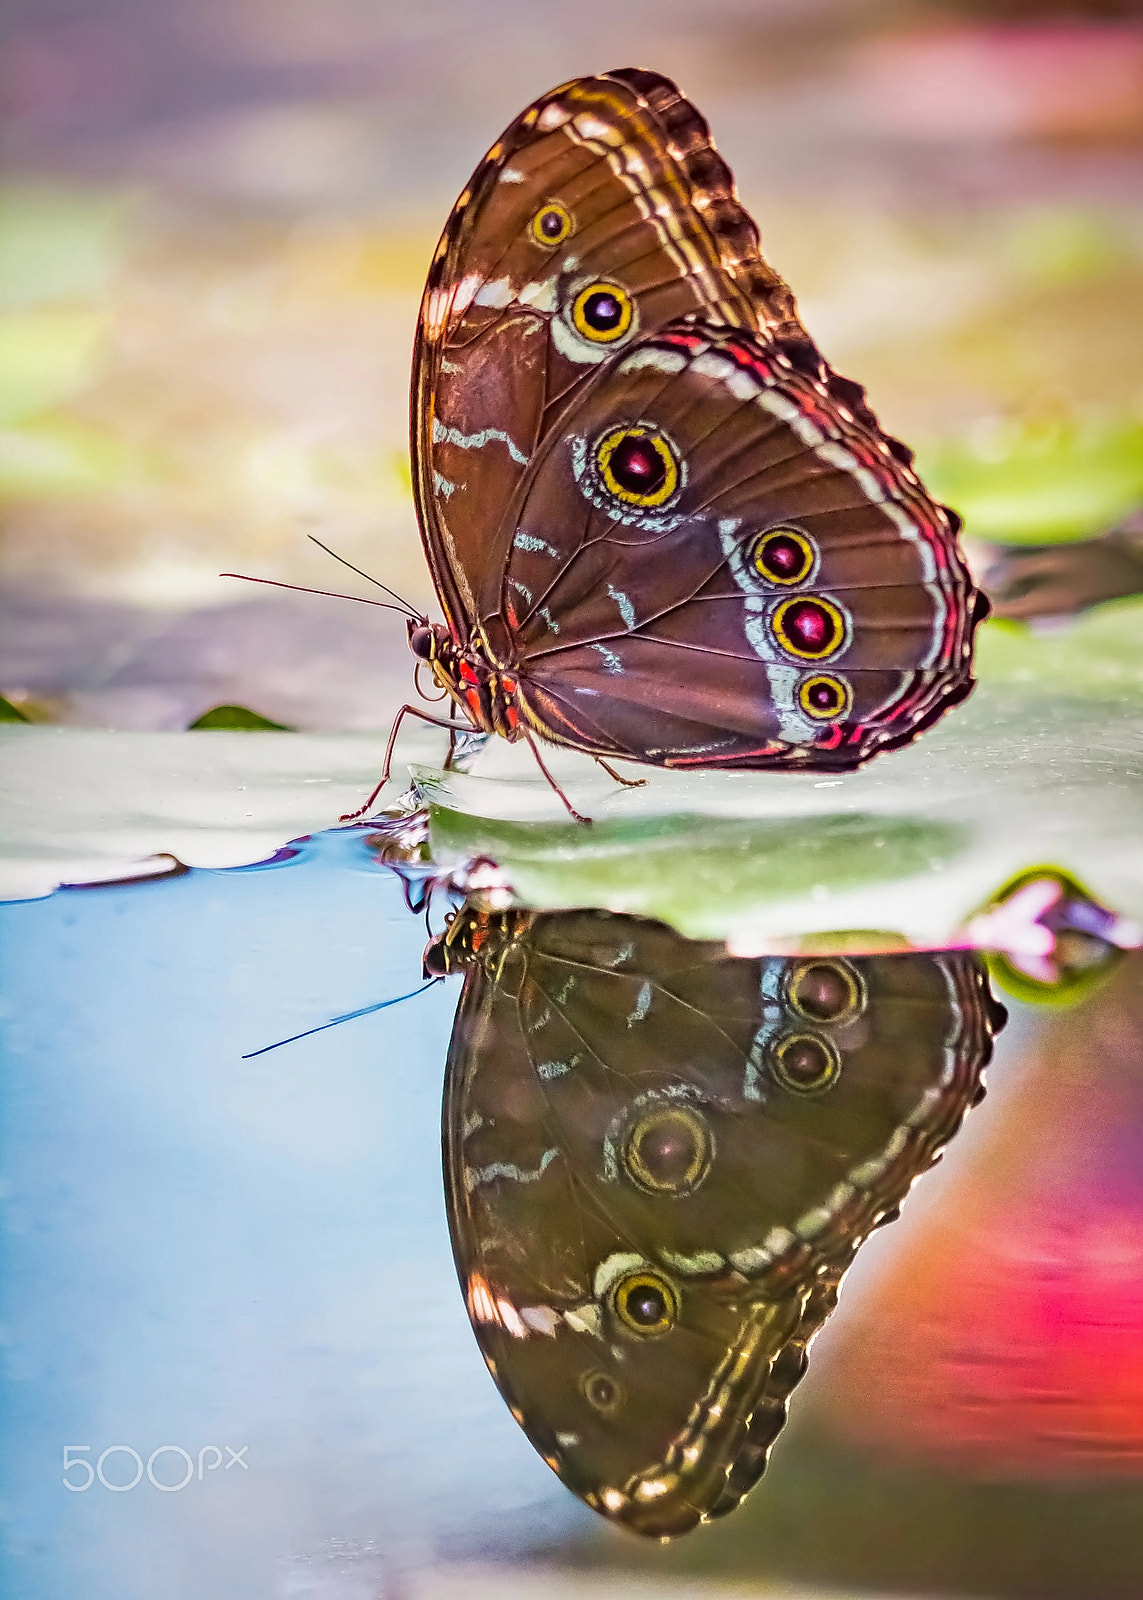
[
  {"left": 500, "top": 321, "right": 984, "bottom": 769},
  {"left": 441, "top": 908, "right": 1004, "bottom": 1535},
  {"left": 411, "top": 68, "right": 803, "bottom": 640}
]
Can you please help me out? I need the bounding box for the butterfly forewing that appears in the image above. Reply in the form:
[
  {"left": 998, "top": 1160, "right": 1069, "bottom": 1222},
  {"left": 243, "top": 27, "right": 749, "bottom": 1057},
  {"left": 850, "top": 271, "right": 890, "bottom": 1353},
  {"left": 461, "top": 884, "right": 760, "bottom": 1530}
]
[
  {"left": 440, "top": 906, "right": 1004, "bottom": 1535},
  {"left": 413, "top": 70, "right": 801, "bottom": 637}
]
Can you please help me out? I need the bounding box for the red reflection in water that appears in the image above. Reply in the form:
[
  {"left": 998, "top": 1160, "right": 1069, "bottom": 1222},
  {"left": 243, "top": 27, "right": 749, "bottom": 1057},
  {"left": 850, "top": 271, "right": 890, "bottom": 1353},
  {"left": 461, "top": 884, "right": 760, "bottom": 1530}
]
[{"left": 820, "top": 954, "right": 1143, "bottom": 1477}]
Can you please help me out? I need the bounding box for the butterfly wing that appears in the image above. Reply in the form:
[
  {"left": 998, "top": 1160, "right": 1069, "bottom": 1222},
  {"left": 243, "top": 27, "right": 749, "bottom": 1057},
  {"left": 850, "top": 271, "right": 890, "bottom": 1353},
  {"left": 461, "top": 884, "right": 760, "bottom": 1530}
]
[
  {"left": 497, "top": 321, "right": 985, "bottom": 768},
  {"left": 412, "top": 68, "right": 803, "bottom": 641},
  {"left": 442, "top": 908, "right": 1004, "bottom": 1535}
]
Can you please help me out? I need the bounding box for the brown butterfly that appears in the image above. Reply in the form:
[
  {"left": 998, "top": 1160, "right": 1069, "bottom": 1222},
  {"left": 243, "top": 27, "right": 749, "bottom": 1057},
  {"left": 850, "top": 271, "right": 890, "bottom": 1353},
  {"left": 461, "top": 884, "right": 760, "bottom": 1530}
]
[
  {"left": 427, "top": 902, "right": 1006, "bottom": 1536},
  {"left": 338, "top": 68, "right": 986, "bottom": 823}
]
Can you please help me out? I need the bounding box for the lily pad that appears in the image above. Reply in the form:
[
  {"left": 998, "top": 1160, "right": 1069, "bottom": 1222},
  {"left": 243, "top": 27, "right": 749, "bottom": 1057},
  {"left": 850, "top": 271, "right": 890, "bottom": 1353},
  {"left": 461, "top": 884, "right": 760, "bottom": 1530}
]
[{"left": 0, "top": 725, "right": 425, "bottom": 901}]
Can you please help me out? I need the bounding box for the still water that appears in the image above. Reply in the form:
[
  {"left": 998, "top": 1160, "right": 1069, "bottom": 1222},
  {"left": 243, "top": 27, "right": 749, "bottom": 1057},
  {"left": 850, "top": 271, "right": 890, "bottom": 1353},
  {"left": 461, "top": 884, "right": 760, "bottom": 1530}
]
[
  {"left": 2, "top": 828, "right": 577, "bottom": 1597},
  {"left": 1, "top": 821, "right": 1141, "bottom": 1598}
]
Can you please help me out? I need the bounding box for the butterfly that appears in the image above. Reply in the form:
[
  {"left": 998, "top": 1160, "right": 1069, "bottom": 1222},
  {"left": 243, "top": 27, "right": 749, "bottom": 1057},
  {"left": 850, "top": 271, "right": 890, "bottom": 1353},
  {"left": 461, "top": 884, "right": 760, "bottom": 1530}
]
[
  {"left": 426, "top": 902, "right": 1006, "bottom": 1536},
  {"left": 342, "top": 67, "right": 987, "bottom": 822}
]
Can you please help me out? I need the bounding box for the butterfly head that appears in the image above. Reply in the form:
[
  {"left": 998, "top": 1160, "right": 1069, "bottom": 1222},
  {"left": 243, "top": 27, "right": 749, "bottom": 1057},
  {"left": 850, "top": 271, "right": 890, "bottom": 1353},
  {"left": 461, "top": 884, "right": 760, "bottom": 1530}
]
[
  {"left": 407, "top": 617, "right": 449, "bottom": 663},
  {"left": 407, "top": 615, "right": 470, "bottom": 707},
  {"left": 423, "top": 904, "right": 531, "bottom": 981}
]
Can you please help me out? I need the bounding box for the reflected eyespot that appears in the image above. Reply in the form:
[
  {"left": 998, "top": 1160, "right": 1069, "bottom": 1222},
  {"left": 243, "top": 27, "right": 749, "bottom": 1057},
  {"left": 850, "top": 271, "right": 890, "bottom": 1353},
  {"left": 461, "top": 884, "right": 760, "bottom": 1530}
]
[
  {"left": 771, "top": 596, "right": 847, "bottom": 661},
  {"left": 581, "top": 1369, "right": 625, "bottom": 1414},
  {"left": 610, "top": 1271, "right": 678, "bottom": 1337},
  {"left": 571, "top": 281, "right": 634, "bottom": 343},
  {"left": 531, "top": 201, "right": 573, "bottom": 246},
  {"left": 596, "top": 426, "right": 680, "bottom": 508},
  {"left": 751, "top": 527, "right": 815, "bottom": 586},
  {"left": 785, "top": 959, "right": 865, "bottom": 1026},
  {"left": 770, "top": 1031, "right": 842, "bottom": 1096},
  {"left": 622, "top": 1104, "right": 714, "bottom": 1197},
  {"left": 797, "top": 673, "right": 852, "bottom": 722}
]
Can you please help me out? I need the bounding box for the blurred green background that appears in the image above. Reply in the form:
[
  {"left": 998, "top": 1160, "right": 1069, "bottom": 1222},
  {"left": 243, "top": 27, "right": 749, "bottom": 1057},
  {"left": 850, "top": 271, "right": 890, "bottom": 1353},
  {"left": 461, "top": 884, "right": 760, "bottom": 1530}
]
[{"left": 2, "top": 0, "right": 1142, "bottom": 730}]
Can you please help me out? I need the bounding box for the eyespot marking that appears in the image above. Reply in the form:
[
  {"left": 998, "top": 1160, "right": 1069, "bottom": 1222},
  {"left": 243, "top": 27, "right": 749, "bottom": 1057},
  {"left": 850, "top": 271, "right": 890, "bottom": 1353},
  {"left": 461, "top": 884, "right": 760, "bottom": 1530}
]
[
  {"left": 622, "top": 1105, "right": 714, "bottom": 1198},
  {"left": 610, "top": 1271, "right": 678, "bottom": 1337},
  {"left": 770, "top": 596, "right": 847, "bottom": 661},
  {"left": 797, "top": 673, "right": 852, "bottom": 722},
  {"left": 751, "top": 527, "right": 816, "bottom": 587},
  {"left": 531, "top": 200, "right": 573, "bottom": 246},
  {"left": 581, "top": 1369, "right": 624, "bottom": 1414},
  {"left": 595, "top": 425, "right": 680, "bottom": 508},
  {"left": 570, "top": 281, "right": 634, "bottom": 344},
  {"left": 785, "top": 959, "right": 865, "bottom": 1025},
  {"left": 770, "top": 1031, "right": 842, "bottom": 1096}
]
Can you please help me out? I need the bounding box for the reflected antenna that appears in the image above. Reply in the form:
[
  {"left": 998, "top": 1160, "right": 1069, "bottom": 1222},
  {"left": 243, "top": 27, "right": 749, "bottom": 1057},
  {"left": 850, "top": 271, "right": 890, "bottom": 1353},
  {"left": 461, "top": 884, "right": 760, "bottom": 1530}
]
[{"left": 241, "top": 980, "right": 442, "bottom": 1059}]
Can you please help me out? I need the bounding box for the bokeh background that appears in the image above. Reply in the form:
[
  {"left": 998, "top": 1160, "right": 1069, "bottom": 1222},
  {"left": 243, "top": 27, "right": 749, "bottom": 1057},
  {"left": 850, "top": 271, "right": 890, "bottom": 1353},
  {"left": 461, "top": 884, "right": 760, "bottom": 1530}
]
[
  {"left": 2, "top": 0, "right": 1142, "bottom": 729},
  {"left": 2, "top": 2, "right": 1143, "bottom": 1597}
]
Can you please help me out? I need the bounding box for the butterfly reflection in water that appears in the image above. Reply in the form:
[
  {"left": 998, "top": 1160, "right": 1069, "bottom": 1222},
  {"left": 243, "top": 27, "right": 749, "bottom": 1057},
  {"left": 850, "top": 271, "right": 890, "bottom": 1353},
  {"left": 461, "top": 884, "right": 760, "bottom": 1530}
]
[
  {"left": 344, "top": 68, "right": 988, "bottom": 822},
  {"left": 426, "top": 904, "right": 1007, "bottom": 1536}
]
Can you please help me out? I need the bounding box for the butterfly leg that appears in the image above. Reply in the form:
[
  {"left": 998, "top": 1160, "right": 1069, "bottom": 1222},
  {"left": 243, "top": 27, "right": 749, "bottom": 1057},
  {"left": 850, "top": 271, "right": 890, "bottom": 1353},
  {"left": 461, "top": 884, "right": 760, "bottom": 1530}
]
[
  {"left": 522, "top": 729, "right": 591, "bottom": 826},
  {"left": 595, "top": 756, "right": 647, "bottom": 789},
  {"left": 339, "top": 703, "right": 474, "bottom": 822}
]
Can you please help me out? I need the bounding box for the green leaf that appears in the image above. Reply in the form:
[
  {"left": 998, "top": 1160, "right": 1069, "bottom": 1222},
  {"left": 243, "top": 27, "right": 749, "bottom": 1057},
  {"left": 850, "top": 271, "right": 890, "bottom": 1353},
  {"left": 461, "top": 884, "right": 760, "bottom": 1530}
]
[
  {"left": 0, "top": 693, "right": 32, "bottom": 723},
  {"left": 975, "top": 602, "right": 1143, "bottom": 696},
  {"left": 429, "top": 808, "right": 966, "bottom": 944},
  {"left": 187, "top": 705, "right": 295, "bottom": 731},
  {"left": 919, "top": 411, "right": 1143, "bottom": 546}
]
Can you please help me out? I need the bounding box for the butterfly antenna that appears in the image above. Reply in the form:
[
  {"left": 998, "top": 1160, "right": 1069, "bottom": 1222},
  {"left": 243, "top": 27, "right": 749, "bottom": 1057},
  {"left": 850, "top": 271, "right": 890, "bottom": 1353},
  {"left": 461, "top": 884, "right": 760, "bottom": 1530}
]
[
  {"left": 307, "top": 535, "right": 421, "bottom": 618},
  {"left": 241, "top": 980, "right": 442, "bottom": 1059},
  {"left": 219, "top": 573, "right": 415, "bottom": 616}
]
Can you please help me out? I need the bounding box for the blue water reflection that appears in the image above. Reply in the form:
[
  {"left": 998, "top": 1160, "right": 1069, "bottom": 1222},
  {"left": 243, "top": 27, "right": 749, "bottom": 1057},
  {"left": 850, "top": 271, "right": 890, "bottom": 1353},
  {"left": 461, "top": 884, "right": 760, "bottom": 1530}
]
[
  {"left": 5, "top": 825, "right": 1142, "bottom": 1600},
  {"left": 0, "top": 830, "right": 587, "bottom": 1600}
]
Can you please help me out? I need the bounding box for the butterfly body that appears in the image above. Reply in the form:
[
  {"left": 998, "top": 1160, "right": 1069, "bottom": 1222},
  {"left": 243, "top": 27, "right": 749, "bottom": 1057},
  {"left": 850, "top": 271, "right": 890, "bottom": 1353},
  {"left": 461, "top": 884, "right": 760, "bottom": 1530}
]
[
  {"left": 408, "top": 619, "right": 523, "bottom": 742},
  {"left": 391, "top": 68, "right": 986, "bottom": 812}
]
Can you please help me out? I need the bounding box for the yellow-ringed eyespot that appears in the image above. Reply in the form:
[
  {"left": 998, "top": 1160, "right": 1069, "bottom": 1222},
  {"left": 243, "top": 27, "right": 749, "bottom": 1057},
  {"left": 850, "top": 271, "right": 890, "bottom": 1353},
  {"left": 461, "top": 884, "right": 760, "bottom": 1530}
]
[
  {"left": 785, "top": 959, "right": 865, "bottom": 1027},
  {"left": 751, "top": 527, "right": 815, "bottom": 586},
  {"left": 531, "top": 201, "right": 573, "bottom": 247},
  {"left": 610, "top": 1270, "right": 678, "bottom": 1337},
  {"left": 770, "top": 1031, "right": 842, "bottom": 1096},
  {"left": 580, "top": 1369, "right": 625, "bottom": 1414},
  {"left": 770, "top": 595, "right": 847, "bottom": 661},
  {"left": 622, "top": 1105, "right": 713, "bottom": 1198},
  {"left": 570, "top": 281, "right": 634, "bottom": 343},
  {"left": 797, "top": 673, "right": 852, "bottom": 722},
  {"left": 596, "top": 425, "right": 680, "bottom": 508}
]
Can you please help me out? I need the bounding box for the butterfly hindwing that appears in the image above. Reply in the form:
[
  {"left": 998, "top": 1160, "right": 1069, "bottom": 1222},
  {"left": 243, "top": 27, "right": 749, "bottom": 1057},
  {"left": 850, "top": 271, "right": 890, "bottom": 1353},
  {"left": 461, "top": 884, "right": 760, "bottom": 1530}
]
[
  {"left": 440, "top": 907, "right": 1004, "bottom": 1535},
  {"left": 502, "top": 322, "right": 980, "bottom": 768}
]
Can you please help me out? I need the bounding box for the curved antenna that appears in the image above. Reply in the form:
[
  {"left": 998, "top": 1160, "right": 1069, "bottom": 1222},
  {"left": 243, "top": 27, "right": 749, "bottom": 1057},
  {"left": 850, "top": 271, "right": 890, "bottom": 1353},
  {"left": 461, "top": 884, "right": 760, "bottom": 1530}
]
[
  {"left": 307, "top": 535, "right": 421, "bottom": 618},
  {"left": 219, "top": 573, "right": 412, "bottom": 615},
  {"left": 241, "top": 979, "right": 443, "bottom": 1059}
]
